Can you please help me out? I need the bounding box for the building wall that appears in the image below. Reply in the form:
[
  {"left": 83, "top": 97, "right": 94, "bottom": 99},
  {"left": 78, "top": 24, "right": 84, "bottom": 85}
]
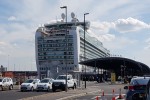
[
  {"left": 1, "top": 71, "right": 37, "bottom": 84},
  {"left": 35, "top": 22, "right": 110, "bottom": 79},
  {"left": 3, "top": 71, "right": 14, "bottom": 78}
]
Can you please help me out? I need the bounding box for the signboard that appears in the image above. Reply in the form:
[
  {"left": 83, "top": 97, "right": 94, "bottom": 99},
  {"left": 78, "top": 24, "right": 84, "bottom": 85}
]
[{"left": 111, "top": 73, "right": 116, "bottom": 83}]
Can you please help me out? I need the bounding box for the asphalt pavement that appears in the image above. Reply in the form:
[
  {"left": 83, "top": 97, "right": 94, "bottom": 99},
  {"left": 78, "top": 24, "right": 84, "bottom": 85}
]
[{"left": 18, "top": 81, "right": 126, "bottom": 100}]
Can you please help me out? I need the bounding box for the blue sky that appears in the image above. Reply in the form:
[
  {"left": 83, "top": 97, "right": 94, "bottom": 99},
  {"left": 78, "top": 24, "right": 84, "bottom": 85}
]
[{"left": 0, "top": 0, "right": 150, "bottom": 71}]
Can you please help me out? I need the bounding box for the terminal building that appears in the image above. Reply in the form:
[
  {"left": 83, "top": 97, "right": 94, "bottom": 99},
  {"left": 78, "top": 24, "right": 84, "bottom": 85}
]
[{"left": 35, "top": 13, "right": 110, "bottom": 79}]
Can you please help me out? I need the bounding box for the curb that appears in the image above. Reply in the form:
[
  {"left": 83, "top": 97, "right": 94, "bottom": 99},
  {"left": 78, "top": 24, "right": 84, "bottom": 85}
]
[
  {"left": 56, "top": 90, "right": 102, "bottom": 100},
  {"left": 18, "top": 89, "right": 101, "bottom": 100}
]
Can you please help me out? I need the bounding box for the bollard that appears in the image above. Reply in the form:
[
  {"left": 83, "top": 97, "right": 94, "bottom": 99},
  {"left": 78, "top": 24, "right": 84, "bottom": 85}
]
[
  {"left": 101, "top": 90, "right": 105, "bottom": 100},
  {"left": 96, "top": 96, "right": 99, "bottom": 100},
  {"left": 112, "top": 89, "right": 116, "bottom": 100},
  {"left": 118, "top": 88, "right": 123, "bottom": 99}
]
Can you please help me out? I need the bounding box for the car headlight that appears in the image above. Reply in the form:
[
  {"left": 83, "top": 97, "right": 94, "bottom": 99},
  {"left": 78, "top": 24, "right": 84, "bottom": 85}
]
[
  {"left": 27, "top": 84, "right": 30, "bottom": 86},
  {"left": 44, "top": 84, "right": 47, "bottom": 86},
  {"left": 61, "top": 82, "right": 65, "bottom": 84}
]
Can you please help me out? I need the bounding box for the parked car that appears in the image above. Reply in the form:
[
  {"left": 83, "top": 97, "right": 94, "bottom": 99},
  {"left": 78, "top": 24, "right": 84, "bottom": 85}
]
[
  {"left": 52, "top": 74, "right": 77, "bottom": 92},
  {"left": 36, "top": 78, "right": 54, "bottom": 92},
  {"left": 0, "top": 77, "right": 13, "bottom": 91},
  {"left": 20, "top": 79, "right": 40, "bottom": 92},
  {"left": 124, "top": 77, "right": 150, "bottom": 100}
]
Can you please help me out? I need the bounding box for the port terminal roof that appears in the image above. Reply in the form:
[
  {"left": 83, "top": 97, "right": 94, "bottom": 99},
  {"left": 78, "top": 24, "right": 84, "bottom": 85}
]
[{"left": 79, "top": 57, "right": 150, "bottom": 76}]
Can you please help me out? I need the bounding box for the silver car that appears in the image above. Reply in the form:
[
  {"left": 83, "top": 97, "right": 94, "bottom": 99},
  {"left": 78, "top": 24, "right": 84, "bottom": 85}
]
[
  {"left": 20, "top": 79, "right": 40, "bottom": 91},
  {"left": 36, "top": 78, "right": 54, "bottom": 92}
]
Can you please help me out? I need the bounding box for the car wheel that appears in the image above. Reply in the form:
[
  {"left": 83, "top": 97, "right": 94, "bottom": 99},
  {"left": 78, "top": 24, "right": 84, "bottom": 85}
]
[
  {"left": 52, "top": 88, "right": 56, "bottom": 92},
  {"left": 0, "top": 86, "right": 3, "bottom": 91},
  {"left": 9, "top": 85, "right": 13, "bottom": 90},
  {"left": 31, "top": 87, "right": 34, "bottom": 91},
  {"left": 62, "top": 87, "right": 66, "bottom": 91},
  {"left": 47, "top": 87, "right": 50, "bottom": 92},
  {"left": 72, "top": 84, "right": 76, "bottom": 89},
  {"left": 132, "top": 93, "right": 141, "bottom": 100}
]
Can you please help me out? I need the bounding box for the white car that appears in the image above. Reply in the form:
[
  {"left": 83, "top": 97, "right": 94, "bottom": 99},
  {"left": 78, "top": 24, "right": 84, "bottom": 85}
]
[
  {"left": 0, "top": 77, "right": 13, "bottom": 91},
  {"left": 36, "top": 78, "right": 54, "bottom": 92},
  {"left": 20, "top": 79, "right": 40, "bottom": 92},
  {"left": 52, "top": 75, "right": 77, "bottom": 92}
]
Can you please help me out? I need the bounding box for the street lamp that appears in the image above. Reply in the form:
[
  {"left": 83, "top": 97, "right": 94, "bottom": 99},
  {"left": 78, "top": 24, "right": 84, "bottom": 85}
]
[
  {"left": 60, "top": 6, "right": 68, "bottom": 92},
  {"left": 8, "top": 55, "right": 9, "bottom": 71},
  {"left": 121, "top": 65, "right": 126, "bottom": 83},
  {"left": 84, "top": 13, "right": 89, "bottom": 89}
]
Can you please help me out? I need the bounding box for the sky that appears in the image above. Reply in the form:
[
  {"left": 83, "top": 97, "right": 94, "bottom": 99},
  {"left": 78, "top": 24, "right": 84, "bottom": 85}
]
[{"left": 0, "top": 0, "right": 150, "bottom": 71}]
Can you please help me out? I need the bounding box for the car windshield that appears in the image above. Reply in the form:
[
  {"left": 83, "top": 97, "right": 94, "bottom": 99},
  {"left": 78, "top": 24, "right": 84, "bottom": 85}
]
[
  {"left": 56, "top": 76, "right": 67, "bottom": 80},
  {"left": 130, "top": 78, "right": 150, "bottom": 90},
  {"left": 24, "top": 79, "right": 34, "bottom": 83},
  {"left": 40, "top": 79, "right": 49, "bottom": 83},
  {"left": 130, "top": 78, "right": 149, "bottom": 85},
  {"left": 0, "top": 79, "right": 2, "bottom": 82}
]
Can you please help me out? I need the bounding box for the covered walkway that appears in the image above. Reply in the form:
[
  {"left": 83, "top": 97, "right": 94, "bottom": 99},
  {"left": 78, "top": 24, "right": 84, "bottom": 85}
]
[{"left": 79, "top": 57, "right": 150, "bottom": 76}]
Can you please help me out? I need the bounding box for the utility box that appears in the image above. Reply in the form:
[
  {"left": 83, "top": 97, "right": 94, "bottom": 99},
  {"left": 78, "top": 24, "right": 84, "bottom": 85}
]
[{"left": 111, "top": 73, "right": 116, "bottom": 83}]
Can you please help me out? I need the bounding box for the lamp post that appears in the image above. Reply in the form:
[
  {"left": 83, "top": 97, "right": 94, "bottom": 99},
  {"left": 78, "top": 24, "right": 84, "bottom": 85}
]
[
  {"left": 124, "top": 66, "right": 126, "bottom": 83},
  {"left": 121, "top": 65, "right": 123, "bottom": 82},
  {"left": 84, "top": 13, "right": 89, "bottom": 89},
  {"left": 8, "top": 55, "right": 9, "bottom": 71},
  {"left": 60, "top": 6, "right": 68, "bottom": 92},
  {"left": 121, "top": 65, "right": 126, "bottom": 83}
]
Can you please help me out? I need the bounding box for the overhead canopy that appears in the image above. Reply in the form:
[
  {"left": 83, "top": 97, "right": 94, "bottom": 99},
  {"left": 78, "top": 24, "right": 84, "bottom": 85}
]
[{"left": 79, "top": 57, "right": 150, "bottom": 76}]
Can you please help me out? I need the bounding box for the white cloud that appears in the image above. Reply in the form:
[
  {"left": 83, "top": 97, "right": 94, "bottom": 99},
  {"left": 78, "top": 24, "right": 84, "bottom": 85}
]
[
  {"left": 0, "top": 51, "right": 5, "bottom": 55},
  {"left": 115, "top": 17, "right": 150, "bottom": 33},
  {"left": 88, "top": 27, "right": 115, "bottom": 43},
  {"left": 88, "top": 17, "right": 150, "bottom": 47},
  {"left": 0, "top": 42, "right": 7, "bottom": 46},
  {"left": 91, "top": 17, "right": 150, "bottom": 34},
  {"left": 104, "top": 37, "right": 137, "bottom": 50},
  {"left": 91, "top": 21, "right": 115, "bottom": 33},
  {"left": 98, "top": 34, "right": 115, "bottom": 42},
  {"left": 8, "top": 16, "right": 17, "bottom": 21}
]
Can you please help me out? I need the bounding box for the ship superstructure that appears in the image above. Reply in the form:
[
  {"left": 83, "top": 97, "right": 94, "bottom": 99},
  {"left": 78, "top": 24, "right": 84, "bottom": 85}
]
[{"left": 35, "top": 13, "right": 110, "bottom": 79}]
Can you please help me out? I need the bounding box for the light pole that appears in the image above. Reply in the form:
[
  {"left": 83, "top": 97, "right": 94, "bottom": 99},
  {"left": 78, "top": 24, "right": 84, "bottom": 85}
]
[
  {"left": 60, "top": 6, "right": 68, "bottom": 92},
  {"left": 121, "top": 65, "right": 123, "bottom": 82},
  {"left": 121, "top": 65, "right": 126, "bottom": 83},
  {"left": 124, "top": 66, "right": 126, "bottom": 82},
  {"left": 8, "top": 55, "right": 9, "bottom": 71},
  {"left": 84, "top": 13, "right": 89, "bottom": 89}
]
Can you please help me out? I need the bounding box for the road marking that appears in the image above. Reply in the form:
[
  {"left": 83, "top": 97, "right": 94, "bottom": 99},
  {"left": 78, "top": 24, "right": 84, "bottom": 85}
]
[{"left": 91, "top": 96, "right": 101, "bottom": 99}]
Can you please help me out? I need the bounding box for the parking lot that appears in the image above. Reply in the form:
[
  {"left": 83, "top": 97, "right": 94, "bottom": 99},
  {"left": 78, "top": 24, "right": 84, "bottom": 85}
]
[{"left": 0, "top": 82, "right": 127, "bottom": 100}]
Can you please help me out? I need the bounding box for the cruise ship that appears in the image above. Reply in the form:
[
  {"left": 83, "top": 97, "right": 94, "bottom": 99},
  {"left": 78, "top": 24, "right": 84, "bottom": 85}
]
[{"left": 35, "top": 13, "right": 110, "bottom": 79}]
